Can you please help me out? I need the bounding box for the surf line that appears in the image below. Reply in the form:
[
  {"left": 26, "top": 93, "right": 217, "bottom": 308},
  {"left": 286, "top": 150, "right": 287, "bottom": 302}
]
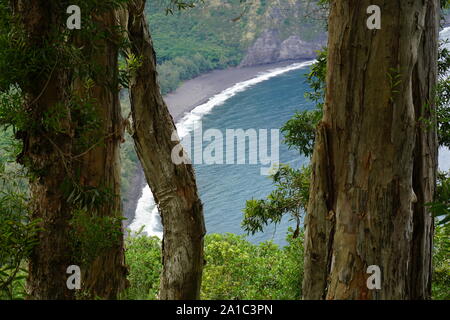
[{"left": 129, "top": 60, "right": 316, "bottom": 238}]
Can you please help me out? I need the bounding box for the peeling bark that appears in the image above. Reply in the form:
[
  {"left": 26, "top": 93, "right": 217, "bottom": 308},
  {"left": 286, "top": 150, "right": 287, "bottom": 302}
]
[
  {"left": 303, "top": 0, "right": 438, "bottom": 300},
  {"left": 13, "top": 1, "right": 127, "bottom": 299},
  {"left": 73, "top": 10, "right": 128, "bottom": 299},
  {"left": 13, "top": 0, "right": 76, "bottom": 300},
  {"left": 126, "top": 1, "right": 206, "bottom": 300}
]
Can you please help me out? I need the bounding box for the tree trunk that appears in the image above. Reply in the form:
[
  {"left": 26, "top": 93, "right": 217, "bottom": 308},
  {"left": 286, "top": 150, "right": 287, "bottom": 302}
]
[
  {"left": 13, "top": 1, "right": 127, "bottom": 299},
  {"left": 126, "top": 1, "right": 206, "bottom": 299},
  {"left": 409, "top": 0, "right": 439, "bottom": 299},
  {"left": 13, "top": 0, "right": 75, "bottom": 299},
  {"left": 303, "top": 0, "right": 438, "bottom": 300},
  {"left": 72, "top": 10, "right": 128, "bottom": 299}
]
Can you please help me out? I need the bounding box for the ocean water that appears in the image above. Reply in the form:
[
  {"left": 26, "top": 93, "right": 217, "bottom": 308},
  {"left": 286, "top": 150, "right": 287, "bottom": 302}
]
[
  {"left": 129, "top": 61, "right": 316, "bottom": 245},
  {"left": 129, "top": 28, "right": 450, "bottom": 246}
]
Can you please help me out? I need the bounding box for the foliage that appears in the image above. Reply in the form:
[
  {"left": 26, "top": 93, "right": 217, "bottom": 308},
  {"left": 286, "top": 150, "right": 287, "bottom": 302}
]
[
  {"left": 121, "top": 227, "right": 448, "bottom": 300},
  {"left": 147, "top": 0, "right": 325, "bottom": 94},
  {"left": 201, "top": 232, "right": 303, "bottom": 300},
  {"left": 0, "top": 129, "right": 37, "bottom": 300},
  {"left": 281, "top": 48, "right": 326, "bottom": 158},
  {"left": 120, "top": 230, "right": 162, "bottom": 300},
  {"left": 157, "top": 54, "right": 218, "bottom": 94},
  {"left": 63, "top": 177, "right": 124, "bottom": 266},
  {"left": 387, "top": 67, "right": 402, "bottom": 103},
  {"left": 243, "top": 33, "right": 450, "bottom": 300},
  {"left": 121, "top": 231, "right": 304, "bottom": 300},
  {"left": 0, "top": 0, "right": 133, "bottom": 267},
  {"left": 69, "top": 209, "right": 123, "bottom": 266},
  {"left": 119, "top": 53, "right": 143, "bottom": 89},
  {"left": 118, "top": 0, "right": 326, "bottom": 207},
  {"left": 304, "top": 48, "right": 327, "bottom": 108},
  {"left": 243, "top": 165, "right": 311, "bottom": 238},
  {"left": 0, "top": 0, "right": 132, "bottom": 192},
  {"left": 282, "top": 110, "right": 322, "bottom": 158},
  {"left": 432, "top": 222, "right": 450, "bottom": 300},
  {"left": 432, "top": 39, "right": 450, "bottom": 228},
  {"left": 241, "top": 49, "right": 327, "bottom": 237},
  {"left": 0, "top": 86, "right": 25, "bottom": 130},
  {"left": 427, "top": 172, "right": 450, "bottom": 225},
  {"left": 437, "top": 41, "right": 450, "bottom": 148},
  {"left": 163, "top": 0, "right": 203, "bottom": 15}
]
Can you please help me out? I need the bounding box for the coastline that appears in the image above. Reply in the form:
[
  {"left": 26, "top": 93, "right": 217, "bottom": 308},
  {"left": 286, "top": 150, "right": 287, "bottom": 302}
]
[
  {"left": 166, "top": 60, "right": 306, "bottom": 122},
  {"left": 123, "top": 59, "right": 309, "bottom": 226},
  {"left": 123, "top": 52, "right": 450, "bottom": 230}
]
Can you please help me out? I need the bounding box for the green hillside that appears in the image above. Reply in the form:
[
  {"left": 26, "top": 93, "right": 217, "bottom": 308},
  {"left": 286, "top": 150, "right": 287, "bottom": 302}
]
[{"left": 147, "top": 0, "right": 326, "bottom": 93}]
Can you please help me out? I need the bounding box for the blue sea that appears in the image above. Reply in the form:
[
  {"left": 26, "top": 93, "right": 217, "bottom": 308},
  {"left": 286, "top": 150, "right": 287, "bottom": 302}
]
[
  {"left": 185, "top": 63, "right": 315, "bottom": 245},
  {"left": 129, "top": 28, "right": 450, "bottom": 246}
]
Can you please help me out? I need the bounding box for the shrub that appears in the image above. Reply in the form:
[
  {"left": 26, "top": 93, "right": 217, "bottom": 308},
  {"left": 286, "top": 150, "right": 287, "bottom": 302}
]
[
  {"left": 121, "top": 231, "right": 162, "bottom": 300},
  {"left": 122, "top": 230, "right": 304, "bottom": 300},
  {"left": 432, "top": 222, "right": 450, "bottom": 300}
]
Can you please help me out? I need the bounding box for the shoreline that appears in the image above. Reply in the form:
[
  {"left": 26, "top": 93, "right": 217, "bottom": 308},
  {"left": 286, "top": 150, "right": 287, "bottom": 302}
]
[
  {"left": 123, "top": 59, "right": 309, "bottom": 226},
  {"left": 166, "top": 60, "right": 307, "bottom": 122}
]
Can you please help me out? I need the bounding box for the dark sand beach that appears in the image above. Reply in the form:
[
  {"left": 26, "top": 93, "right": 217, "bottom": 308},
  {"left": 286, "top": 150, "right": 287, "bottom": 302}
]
[
  {"left": 123, "top": 60, "right": 306, "bottom": 225},
  {"left": 166, "top": 61, "right": 302, "bottom": 122}
]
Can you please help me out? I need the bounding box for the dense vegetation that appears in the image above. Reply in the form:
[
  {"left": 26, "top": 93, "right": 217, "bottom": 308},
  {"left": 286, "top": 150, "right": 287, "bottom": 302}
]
[
  {"left": 0, "top": 0, "right": 448, "bottom": 300},
  {"left": 242, "top": 26, "right": 450, "bottom": 299},
  {"left": 118, "top": 223, "right": 449, "bottom": 300},
  {"left": 120, "top": 0, "right": 326, "bottom": 206},
  {"left": 148, "top": 0, "right": 325, "bottom": 94},
  {"left": 122, "top": 230, "right": 304, "bottom": 300}
]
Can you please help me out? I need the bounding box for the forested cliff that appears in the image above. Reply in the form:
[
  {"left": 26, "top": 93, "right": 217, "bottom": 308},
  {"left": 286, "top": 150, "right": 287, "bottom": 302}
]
[
  {"left": 0, "top": 0, "right": 448, "bottom": 302},
  {"left": 120, "top": 0, "right": 327, "bottom": 217},
  {"left": 147, "top": 0, "right": 326, "bottom": 93}
]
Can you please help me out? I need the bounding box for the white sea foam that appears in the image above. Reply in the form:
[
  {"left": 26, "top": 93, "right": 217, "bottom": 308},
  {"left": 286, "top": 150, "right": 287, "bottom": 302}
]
[
  {"left": 176, "top": 60, "right": 316, "bottom": 139},
  {"left": 129, "top": 27, "right": 450, "bottom": 238},
  {"left": 128, "top": 185, "right": 163, "bottom": 238},
  {"left": 441, "top": 27, "right": 450, "bottom": 49},
  {"left": 128, "top": 60, "right": 315, "bottom": 238},
  {"left": 439, "top": 147, "right": 450, "bottom": 172}
]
